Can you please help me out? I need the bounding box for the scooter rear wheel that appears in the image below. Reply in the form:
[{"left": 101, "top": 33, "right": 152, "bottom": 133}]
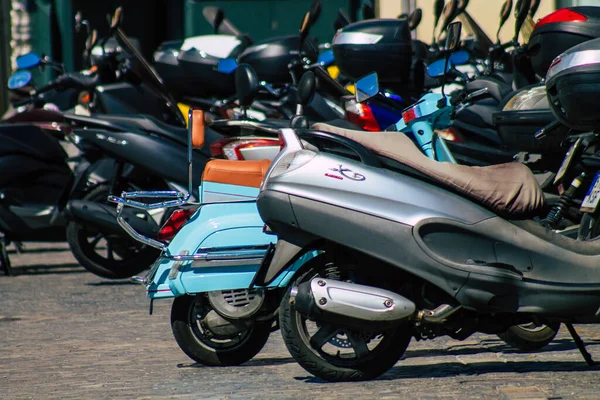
[
  {"left": 170, "top": 294, "right": 272, "bottom": 366},
  {"left": 498, "top": 322, "right": 560, "bottom": 351},
  {"left": 279, "top": 254, "right": 412, "bottom": 382}
]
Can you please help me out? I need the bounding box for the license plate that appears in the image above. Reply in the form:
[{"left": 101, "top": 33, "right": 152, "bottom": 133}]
[
  {"left": 554, "top": 138, "right": 581, "bottom": 185},
  {"left": 581, "top": 172, "right": 600, "bottom": 213}
]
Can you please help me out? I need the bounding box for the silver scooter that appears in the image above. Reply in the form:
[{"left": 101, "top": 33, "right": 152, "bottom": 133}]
[{"left": 253, "top": 22, "right": 600, "bottom": 382}]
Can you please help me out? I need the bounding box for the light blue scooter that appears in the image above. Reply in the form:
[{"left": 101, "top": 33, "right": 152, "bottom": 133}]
[
  {"left": 109, "top": 55, "right": 487, "bottom": 366},
  {"left": 108, "top": 108, "right": 320, "bottom": 366}
]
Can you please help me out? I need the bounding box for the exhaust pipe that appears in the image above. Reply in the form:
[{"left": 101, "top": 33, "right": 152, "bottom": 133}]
[
  {"left": 65, "top": 200, "right": 159, "bottom": 236},
  {"left": 291, "top": 278, "right": 416, "bottom": 325}
]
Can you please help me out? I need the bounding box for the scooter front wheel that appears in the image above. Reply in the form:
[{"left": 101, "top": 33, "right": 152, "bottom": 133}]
[{"left": 171, "top": 294, "right": 272, "bottom": 366}]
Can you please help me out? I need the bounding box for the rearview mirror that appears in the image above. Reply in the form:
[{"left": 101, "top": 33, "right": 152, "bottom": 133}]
[
  {"left": 355, "top": 72, "right": 379, "bottom": 103},
  {"left": 334, "top": 9, "right": 351, "bottom": 31},
  {"left": 438, "top": 0, "right": 458, "bottom": 39},
  {"left": 217, "top": 58, "right": 238, "bottom": 74},
  {"left": 529, "top": 0, "right": 540, "bottom": 18},
  {"left": 449, "top": 50, "right": 469, "bottom": 65},
  {"left": 426, "top": 59, "right": 451, "bottom": 78},
  {"left": 433, "top": 0, "right": 445, "bottom": 31},
  {"left": 16, "top": 53, "right": 41, "bottom": 70},
  {"left": 457, "top": 0, "right": 469, "bottom": 15},
  {"left": 317, "top": 50, "right": 335, "bottom": 66},
  {"left": 408, "top": 9, "right": 422, "bottom": 31},
  {"left": 513, "top": 0, "right": 531, "bottom": 42},
  {"left": 85, "top": 29, "right": 98, "bottom": 52},
  {"left": 235, "top": 63, "right": 259, "bottom": 109},
  {"left": 7, "top": 70, "right": 32, "bottom": 90},
  {"left": 110, "top": 7, "right": 123, "bottom": 30},
  {"left": 297, "top": 71, "right": 316, "bottom": 107},
  {"left": 497, "top": 0, "right": 513, "bottom": 42},
  {"left": 361, "top": 0, "right": 375, "bottom": 20},
  {"left": 445, "top": 21, "right": 462, "bottom": 52}
]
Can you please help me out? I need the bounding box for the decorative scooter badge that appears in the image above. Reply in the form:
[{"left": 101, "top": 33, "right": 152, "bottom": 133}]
[{"left": 325, "top": 165, "right": 366, "bottom": 181}]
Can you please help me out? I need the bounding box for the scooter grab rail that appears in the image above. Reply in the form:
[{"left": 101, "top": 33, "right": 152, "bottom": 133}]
[{"left": 106, "top": 108, "right": 204, "bottom": 251}]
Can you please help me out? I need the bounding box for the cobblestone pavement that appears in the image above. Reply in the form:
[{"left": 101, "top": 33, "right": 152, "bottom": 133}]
[{"left": 2, "top": 243, "right": 600, "bottom": 399}]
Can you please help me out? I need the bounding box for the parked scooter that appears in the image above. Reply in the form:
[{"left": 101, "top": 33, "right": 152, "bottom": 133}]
[{"left": 254, "top": 23, "right": 600, "bottom": 382}]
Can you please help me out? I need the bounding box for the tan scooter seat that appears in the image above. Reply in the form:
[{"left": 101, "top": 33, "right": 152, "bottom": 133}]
[{"left": 311, "top": 123, "right": 546, "bottom": 218}]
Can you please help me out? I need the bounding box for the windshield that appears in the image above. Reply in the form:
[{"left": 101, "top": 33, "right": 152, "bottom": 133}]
[{"left": 114, "top": 28, "right": 185, "bottom": 126}]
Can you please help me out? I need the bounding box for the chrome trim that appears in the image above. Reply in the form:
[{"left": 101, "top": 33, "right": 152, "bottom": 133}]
[
  {"left": 547, "top": 49, "right": 600, "bottom": 81},
  {"left": 209, "top": 119, "right": 281, "bottom": 135},
  {"left": 166, "top": 245, "right": 269, "bottom": 264},
  {"left": 332, "top": 31, "right": 383, "bottom": 45},
  {"left": 260, "top": 128, "right": 303, "bottom": 192},
  {"left": 108, "top": 190, "right": 191, "bottom": 251}
]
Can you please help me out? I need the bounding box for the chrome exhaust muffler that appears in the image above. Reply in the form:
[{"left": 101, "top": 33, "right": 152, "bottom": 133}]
[{"left": 291, "top": 278, "right": 416, "bottom": 325}]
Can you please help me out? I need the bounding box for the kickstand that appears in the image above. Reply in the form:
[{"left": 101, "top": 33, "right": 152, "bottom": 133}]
[
  {"left": 565, "top": 323, "right": 596, "bottom": 367},
  {"left": 0, "top": 234, "right": 13, "bottom": 276}
]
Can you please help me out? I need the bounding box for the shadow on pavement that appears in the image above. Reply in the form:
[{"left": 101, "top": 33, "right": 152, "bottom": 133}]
[
  {"left": 177, "top": 356, "right": 297, "bottom": 369},
  {"left": 3, "top": 263, "right": 86, "bottom": 276},
  {"left": 295, "top": 360, "right": 600, "bottom": 383},
  {"left": 405, "top": 338, "right": 600, "bottom": 358},
  {"left": 87, "top": 280, "right": 141, "bottom": 286}
]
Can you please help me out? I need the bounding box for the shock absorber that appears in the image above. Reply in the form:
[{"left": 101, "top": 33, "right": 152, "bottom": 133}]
[{"left": 543, "top": 172, "right": 586, "bottom": 228}]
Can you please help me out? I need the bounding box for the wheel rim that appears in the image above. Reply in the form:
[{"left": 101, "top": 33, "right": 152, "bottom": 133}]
[
  {"left": 78, "top": 227, "right": 149, "bottom": 264},
  {"left": 188, "top": 296, "right": 255, "bottom": 351},
  {"left": 75, "top": 186, "right": 154, "bottom": 265},
  {"left": 294, "top": 312, "right": 394, "bottom": 367},
  {"left": 516, "top": 322, "right": 548, "bottom": 333},
  {"left": 293, "top": 267, "right": 398, "bottom": 368}
]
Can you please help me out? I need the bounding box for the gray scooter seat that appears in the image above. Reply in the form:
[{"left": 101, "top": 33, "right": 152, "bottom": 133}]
[{"left": 311, "top": 123, "right": 546, "bottom": 219}]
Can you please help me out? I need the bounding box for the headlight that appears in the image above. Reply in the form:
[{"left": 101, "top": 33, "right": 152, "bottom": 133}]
[{"left": 502, "top": 86, "right": 547, "bottom": 111}]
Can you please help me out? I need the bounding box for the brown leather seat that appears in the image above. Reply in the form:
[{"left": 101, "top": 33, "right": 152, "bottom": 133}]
[
  {"left": 202, "top": 159, "right": 271, "bottom": 188},
  {"left": 311, "top": 123, "right": 546, "bottom": 218}
]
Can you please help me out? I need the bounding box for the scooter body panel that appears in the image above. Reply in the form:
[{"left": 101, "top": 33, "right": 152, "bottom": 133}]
[
  {"left": 258, "top": 149, "right": 600, "bottom": 316},
  {"left": 147, "top": 201, "right": 274, "bottom": 298}
]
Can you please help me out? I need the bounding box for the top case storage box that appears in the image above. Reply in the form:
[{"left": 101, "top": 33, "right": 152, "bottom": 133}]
[
  {"left": 528, "top": 7, "right": 600, "bottom": 78},
  {"left": 332, "top": 19, "right": 413, "bottom": 86},
  {"left": 154, "top": 35, "right": 246, "bottom": 98},
  {"left": 546, "top": 37, "right": 600, "bottom": 132},
  {"left": 238, "top": 35, "right": 317, "bottom": 85}
]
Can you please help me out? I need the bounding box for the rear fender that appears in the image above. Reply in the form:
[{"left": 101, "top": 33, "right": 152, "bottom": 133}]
[{"left": 147, "top": 201, "right": 274, "bottom": 298}]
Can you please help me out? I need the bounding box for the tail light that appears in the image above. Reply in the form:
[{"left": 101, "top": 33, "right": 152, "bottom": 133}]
[
  {"left": 435, "top": 127, "right": 463, "bottom": 143},
  {"left": 210, "top": 137, "right": 283, "bottom": 160},
  {"left": 157, "top": 208, "right": 196, "bottom": 242},
  {"left": 535, "top": 9, "right": 587, "bottom": 28},
  {"left": 343, "top": 98, "right": 381, "bottom": 131}
]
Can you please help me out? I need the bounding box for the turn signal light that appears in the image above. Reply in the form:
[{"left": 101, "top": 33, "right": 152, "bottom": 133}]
[{"left": 343, "top": 99, "right": 380, "bottom": 131}]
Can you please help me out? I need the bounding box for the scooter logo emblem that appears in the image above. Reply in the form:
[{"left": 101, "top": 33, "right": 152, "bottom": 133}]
[{"left": 326, "top": 165, "right": 365, "bottom": 181}]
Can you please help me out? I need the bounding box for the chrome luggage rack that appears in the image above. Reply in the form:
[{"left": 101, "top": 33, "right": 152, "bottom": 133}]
[{"left": 107, "top": 109, "right": 200, "bottom": 255}]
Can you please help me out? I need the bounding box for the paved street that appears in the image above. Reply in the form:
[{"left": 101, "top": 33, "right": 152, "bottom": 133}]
[{"left": 2, "top": 243, "right": 600, "bottom": 399}]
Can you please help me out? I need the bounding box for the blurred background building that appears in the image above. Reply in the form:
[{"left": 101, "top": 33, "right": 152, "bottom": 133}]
[{"left": 0, "top": 0, "right": 595, "bottom": 113}]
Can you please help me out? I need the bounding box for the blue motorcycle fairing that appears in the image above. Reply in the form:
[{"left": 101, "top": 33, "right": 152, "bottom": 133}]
[
  {"left": 147, "top": 200, "right": 272, "bottom": 298},
  {"left": 200, "top": 181, "right": 259, "bottom": 203}
]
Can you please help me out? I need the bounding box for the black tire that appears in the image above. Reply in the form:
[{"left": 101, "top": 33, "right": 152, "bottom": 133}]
[
  {"left": 279, "top": 255, "right": 412, "bottom": 382},
  {"left": 170, "top": 295, "right": 272, "bottom": 366},
  {"left": 498, "top": 322, "right": 560, "bottom": 351},
  {"left": 66, "top": 185, "right": 159, "bottom": 279},
  {"left": 0, "top": 237, "right": 12, "bottom": 276}
]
